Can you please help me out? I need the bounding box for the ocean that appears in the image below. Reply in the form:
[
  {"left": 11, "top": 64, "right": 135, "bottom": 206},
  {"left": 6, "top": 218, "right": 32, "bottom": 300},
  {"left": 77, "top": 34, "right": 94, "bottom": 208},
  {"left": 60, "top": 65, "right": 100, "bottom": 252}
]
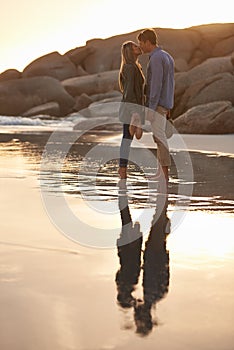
[{"left": 0, "top": 114, "right": 234, "bottom": 349}]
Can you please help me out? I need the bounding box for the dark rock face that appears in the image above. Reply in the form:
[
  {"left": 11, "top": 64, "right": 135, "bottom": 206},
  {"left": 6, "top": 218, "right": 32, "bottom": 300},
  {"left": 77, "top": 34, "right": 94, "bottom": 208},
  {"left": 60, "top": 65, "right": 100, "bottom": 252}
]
[
  {"left": 22, "top": 102, "right": 60, "bottom": 117},
  {"left": 0, "top": 69, "right": 21, "bottom": 82},
  {"left": 174, "top": 101, "right": 234, "bottom": 134},
  {"left": 0, "top": 76, "right": 75, "bottom": 116}
]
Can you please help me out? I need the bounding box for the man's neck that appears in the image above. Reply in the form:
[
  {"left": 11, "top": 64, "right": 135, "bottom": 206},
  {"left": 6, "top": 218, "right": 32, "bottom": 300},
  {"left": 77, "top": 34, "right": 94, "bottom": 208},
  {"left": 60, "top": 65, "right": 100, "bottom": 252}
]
[{"left": 149, "top": 44, "right": 158, "bottom": 53}]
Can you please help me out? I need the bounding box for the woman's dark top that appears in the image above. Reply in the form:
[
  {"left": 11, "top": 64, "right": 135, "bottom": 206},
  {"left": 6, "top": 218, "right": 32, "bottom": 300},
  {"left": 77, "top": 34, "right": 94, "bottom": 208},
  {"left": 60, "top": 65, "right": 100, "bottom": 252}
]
[{"left": 119, "top": 63, "right": 145, "bottom": 124}]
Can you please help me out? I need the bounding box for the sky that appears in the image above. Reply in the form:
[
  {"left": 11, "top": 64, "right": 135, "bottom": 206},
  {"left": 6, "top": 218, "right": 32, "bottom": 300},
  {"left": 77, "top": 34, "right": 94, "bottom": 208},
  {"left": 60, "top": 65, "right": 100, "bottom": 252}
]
[{"left": 1, "top": 0, "right": 233, "bottom": 73}]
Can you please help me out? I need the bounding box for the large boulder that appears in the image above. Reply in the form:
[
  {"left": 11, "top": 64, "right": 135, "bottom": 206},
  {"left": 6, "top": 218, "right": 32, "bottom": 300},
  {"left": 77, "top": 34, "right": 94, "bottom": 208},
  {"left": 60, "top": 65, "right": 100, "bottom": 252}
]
[
  {"left": 82, "top": 29, "right": 200, "bottom": 74},
  {"left": 22, "top": 102, "right": 60, "bottom": 117},
  {"left": 65, "top": 45, "right": 96, "bottom": 66},
  {"left": 175, "top": 56, "right": 233, "bottom": 98},
  {"left": 193, "top": 23, "right": 234, "bottom": 57},
  {"left": 74, "top": 93, "right": 93, "bottom": 112},
  {"left": 90, "top": 90, "right": 121, "bottom": 102},
  {"left": 22, "top": 52, "right": 77, "bottom": 81},
  {"left": 0, "top": 76, "right": 75, "bottom": 116},
  {"left": 87, "top": 98, "right": 121, "bottom": 118},
  {"left": 73, "top": 116, "right": 121, "bottom": 131},
  {"left": 62, "top": 70, "right": 119, "bottom": 97},
  {"left": 80, "top": 24, "right": 234, "bottom": 74},
  {"left": 174, "top": 72, "right": 234, "bottom": 117},
  {"left": 174, "top": 101, "right": 234, "bottom": 134},
  {"left": 0, "top": 69, "right": 21, "bottom": 82}
]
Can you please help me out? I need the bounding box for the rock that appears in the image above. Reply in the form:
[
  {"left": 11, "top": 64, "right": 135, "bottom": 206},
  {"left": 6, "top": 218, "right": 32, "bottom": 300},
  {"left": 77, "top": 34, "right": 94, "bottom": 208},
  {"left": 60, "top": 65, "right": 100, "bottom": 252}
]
[
  {"left": 82, "top": 28, "right": 201, "bottom": 74},
  {"left": 174, "top": 58, "right": 189, "bottom": 72},
  {"left": 174, "top": 101, "right": 234, "bottom": 134},
  {"left": 22, "top": 51, "right": 77, "bottom": 81},
  {"left": 73, "top": 116, "right": 121, "bottom": 131},
  {"left": 22, "top": 102, "right": 60, "bottom": 117},
  {"left": 65, "top": 46, "right": 96, "bottom": 66},
  {"left": 0, "top": 69, "right": 21, "bottom": 82},
  {"left": 81, "top": 24, "right": 234, "bottom": 74},
  {"left": 90, "top": 90, "right": 121, "bottom": 102},
  {"left": 87, "top": 100, "right": 121, "bottom": 118},
  {"left": 175, "top": 56, "right": 233, "bottom": 98},
  {"left": 174, "top": 72, "right": 234, "bottom": 117},
  {"left": 190, "top": 23, "right": 234, "bottom": 62},
  {"left": 174, "top": 57, "right": 234, "bottom": 117},
  {"left": 187, "top": 24, "right": 234, "bottom": 68},
  {"left": 74, "top": 93, "right": 93, "bottom": 111},
  {"left": 76, "top": 65, "right": 89, "bottom": 76},
  {"left": 62, "top": 70, "right": 119, "bottom": 97},
  {"left": 0, "top": 76, "right": 75, "bottom": 116}
]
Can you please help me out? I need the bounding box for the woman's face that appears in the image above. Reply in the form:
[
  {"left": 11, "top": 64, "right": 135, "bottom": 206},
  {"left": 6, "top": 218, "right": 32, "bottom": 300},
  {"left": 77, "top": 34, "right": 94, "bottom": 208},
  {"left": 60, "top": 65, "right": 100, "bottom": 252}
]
[{"left": 132, "top": 43, "right": 142, "bottom": 57}]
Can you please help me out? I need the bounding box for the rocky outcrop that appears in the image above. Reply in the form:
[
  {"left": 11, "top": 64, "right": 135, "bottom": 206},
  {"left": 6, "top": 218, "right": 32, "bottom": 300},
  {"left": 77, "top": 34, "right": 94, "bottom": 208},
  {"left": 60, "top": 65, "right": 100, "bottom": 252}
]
[
  {"left": 74, "top": 93, "right": 93, "bottom": 112},
  {"left": 0, "top": 76, "right": 75, "bottom": 116},
  {"left": 0, "top": 23, "right": 233, "bottom": 133},
  {"left": 173, "top": 72, "right": 234, "bottom": 118},
  {"left": 73, "top": 116, "right": 121, "bottom": 131},
  {"left": 62, "top": 70, "right": 119, "bottom": 97},
  {"left": 174, "top": 56, "right": 233, "bottom": 99},
  {"left": 65, "top": 46, "right": 96, "bottom": 66},
  {"left": 0, "top": 69, "right": 21, "bottom": 82},
  {"left": 22, "top": 102, "right": 60, "bottom": 117},
  {"left": 22, "top": 52, "right": 77, "bottom": 81},
  {"left": 174, "top": 101, "right": 234, "bottom": 134},
  {"left": 82, "top": 23, "right": 234, "bottom": 74}
]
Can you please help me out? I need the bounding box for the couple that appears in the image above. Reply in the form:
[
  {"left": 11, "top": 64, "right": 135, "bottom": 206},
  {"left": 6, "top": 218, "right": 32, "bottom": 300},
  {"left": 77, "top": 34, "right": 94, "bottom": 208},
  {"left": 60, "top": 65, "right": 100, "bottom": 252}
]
[
  {"left": 118, "top": 28, "right": 175, "bottom": 184},
  {"left": 116, "top": 182, "right": 170, "bottom": 336}
]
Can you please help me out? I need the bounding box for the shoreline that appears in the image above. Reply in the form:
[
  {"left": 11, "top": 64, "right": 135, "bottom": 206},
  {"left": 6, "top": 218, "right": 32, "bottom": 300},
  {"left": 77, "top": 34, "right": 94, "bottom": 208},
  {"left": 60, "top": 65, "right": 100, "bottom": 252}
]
[
  {"left": 0, "top": 132, "right": 234, "bottom": 349},
  {"left": 0, "top": 128, "right": 234, "bottom": 156}
]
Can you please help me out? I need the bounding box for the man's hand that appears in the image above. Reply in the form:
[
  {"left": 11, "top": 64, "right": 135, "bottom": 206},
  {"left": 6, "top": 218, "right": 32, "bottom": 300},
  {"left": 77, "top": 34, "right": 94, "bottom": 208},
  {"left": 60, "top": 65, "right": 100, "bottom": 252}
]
[{"left": 146, "top": 109, "right": 155, "bottom": 122}]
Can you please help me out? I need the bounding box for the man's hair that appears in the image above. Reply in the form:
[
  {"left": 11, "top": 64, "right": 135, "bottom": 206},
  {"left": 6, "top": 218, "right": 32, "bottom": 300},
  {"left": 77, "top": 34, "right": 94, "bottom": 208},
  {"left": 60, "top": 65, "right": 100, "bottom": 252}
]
[{"left": 137, "top": 28, "right": 158, "bottom": 45}]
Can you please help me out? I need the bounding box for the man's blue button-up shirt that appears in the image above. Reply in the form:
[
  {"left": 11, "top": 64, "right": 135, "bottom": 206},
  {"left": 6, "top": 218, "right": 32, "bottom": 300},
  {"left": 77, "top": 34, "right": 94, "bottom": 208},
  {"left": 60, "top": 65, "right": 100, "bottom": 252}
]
[{"left": 145, "top": 47, "right": 175, "bottom": 111}]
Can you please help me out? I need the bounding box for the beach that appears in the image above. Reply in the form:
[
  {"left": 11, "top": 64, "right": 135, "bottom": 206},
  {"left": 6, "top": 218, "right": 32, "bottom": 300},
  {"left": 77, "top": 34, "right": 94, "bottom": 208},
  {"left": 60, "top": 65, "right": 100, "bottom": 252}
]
[{"left": 0, "top": 127, "right": 234, "bottom": 350}]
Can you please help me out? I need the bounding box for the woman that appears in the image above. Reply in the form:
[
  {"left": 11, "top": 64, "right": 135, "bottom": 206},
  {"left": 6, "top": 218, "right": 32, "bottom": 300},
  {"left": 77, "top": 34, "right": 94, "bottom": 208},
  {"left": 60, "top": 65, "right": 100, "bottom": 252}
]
[{"left": 118, "top": 41, "right": 145, "bottom": 179}]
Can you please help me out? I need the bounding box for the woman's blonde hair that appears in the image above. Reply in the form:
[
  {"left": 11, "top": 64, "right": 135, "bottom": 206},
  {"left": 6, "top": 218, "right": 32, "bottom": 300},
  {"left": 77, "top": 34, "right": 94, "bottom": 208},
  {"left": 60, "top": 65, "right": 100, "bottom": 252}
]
[{"left": 119, "top": 41, "right": 140, "bottom": 92}]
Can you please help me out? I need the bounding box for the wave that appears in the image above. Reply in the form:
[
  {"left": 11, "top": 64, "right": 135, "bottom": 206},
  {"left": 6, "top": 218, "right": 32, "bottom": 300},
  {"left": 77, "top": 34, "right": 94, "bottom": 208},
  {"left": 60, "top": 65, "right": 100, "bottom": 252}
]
[
  {"left": 0, "top": 115, "right": 46, "bottom": 126},
  {"left": 0, "top": 113, "right": 87, "bottom": 128}
]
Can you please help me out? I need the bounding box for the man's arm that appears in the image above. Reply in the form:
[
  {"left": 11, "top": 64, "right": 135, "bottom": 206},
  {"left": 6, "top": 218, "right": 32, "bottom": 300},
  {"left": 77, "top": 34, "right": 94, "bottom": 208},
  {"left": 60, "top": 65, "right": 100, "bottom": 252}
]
[{"left": 148, "top": 54, "right": 163, "bottom": 111}]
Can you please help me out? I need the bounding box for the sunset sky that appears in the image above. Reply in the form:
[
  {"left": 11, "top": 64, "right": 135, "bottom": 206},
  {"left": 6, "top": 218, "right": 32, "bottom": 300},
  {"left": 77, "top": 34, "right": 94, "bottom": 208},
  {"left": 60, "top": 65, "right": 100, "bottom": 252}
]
[{"left": 1, "top": 0, "right": 233, "bottom": 73}]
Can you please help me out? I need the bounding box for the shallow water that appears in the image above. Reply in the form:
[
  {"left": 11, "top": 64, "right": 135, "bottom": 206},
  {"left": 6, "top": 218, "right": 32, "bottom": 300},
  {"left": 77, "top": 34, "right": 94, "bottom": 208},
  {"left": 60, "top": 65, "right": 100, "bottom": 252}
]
[
  {"left": 0, "top": 130, "right": 234, "bottom": 350},
  {"left": 1, "top": 130, "right": 233, "bottom": 213}
]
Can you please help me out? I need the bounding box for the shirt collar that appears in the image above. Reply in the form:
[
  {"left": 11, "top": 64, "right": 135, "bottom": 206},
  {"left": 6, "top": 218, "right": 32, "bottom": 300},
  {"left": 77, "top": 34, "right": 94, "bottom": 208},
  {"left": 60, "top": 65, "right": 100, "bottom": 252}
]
[{"left": 149, "top": 46, "right": 161, "bottom": 57}]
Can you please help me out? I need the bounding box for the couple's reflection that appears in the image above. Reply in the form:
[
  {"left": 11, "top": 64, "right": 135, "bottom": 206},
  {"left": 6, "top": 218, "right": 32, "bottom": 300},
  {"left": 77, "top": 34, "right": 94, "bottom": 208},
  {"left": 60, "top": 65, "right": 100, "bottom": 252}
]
[{"left": 115, "top": 181, "right": 170, "bottom": 336}]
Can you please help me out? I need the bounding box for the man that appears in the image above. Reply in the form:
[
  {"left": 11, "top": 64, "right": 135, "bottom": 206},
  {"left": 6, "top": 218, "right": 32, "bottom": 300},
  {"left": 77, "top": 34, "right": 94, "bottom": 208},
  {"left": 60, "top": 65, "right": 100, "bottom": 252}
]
[{"left": 137, "top": 29, "right": 175, "bottom": 184}]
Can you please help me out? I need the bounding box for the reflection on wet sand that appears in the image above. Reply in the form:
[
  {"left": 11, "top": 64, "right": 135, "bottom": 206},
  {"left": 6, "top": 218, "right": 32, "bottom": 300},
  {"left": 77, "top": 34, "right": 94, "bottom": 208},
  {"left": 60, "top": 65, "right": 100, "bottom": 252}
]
[
  {"left": 116, "top": 180, "right": 170, "bottom": 336},
  {"left": 0, "top": 134, "right": 233, "bottom": 212}
]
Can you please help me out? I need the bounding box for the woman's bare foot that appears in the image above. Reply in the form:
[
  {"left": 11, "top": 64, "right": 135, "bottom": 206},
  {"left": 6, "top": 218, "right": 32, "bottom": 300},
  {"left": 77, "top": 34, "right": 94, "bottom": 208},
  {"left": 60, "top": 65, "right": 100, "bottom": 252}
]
[
  {"left": 135, "top": 126, "right": 143, "bottom": 139},
  {"left": 118, "top": 166, "right": 127, "bottom": 179}
]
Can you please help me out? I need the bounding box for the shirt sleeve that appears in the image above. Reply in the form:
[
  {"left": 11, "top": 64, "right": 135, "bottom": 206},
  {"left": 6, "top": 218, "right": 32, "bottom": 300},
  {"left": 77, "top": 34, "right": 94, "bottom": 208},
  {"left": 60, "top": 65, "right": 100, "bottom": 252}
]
[
  {"left": 123, "top": 65, "right": 137, "bottom": 104},
  {"left": 148, "top": 54, "right": 163, "bottom": 110}
]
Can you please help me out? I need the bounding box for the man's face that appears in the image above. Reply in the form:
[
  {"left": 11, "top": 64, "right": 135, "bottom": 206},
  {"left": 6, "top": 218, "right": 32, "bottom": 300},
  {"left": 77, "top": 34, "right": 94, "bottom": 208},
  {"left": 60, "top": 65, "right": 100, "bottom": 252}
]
[
  {"left": 132, "top": 43, "right": 142, "bottom": 56},
  {"left": 138, "top": 39, "right": 149, "bottom": 54}
]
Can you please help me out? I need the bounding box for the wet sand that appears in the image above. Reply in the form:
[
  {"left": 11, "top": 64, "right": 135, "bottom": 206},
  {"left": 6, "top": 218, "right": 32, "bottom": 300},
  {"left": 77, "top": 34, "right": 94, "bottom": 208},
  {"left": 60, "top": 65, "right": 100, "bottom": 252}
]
[{"left": 0, "top": 132, "right": 234, "bottom": 349}]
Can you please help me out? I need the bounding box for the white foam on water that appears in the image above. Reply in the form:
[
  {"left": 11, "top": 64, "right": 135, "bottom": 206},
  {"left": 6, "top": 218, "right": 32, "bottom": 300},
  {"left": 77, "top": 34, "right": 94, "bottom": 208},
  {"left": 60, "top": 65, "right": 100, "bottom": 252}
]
[{"left": 0, "top": 115, "right": 45, "bottom": 126}]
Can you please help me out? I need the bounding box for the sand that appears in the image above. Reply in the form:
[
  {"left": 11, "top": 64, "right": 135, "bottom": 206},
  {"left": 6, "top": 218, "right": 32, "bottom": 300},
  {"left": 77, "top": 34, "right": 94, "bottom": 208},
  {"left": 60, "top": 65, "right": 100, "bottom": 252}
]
[{"left": 0, "top": 133, "right": 234, "bottom": 350}]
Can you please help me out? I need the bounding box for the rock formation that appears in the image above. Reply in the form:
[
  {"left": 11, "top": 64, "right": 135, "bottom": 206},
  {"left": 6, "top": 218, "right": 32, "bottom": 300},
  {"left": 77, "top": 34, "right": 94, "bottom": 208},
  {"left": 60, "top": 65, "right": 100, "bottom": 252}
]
[{"left": 0, "top": 23, "right": 233, "bottom": 133}]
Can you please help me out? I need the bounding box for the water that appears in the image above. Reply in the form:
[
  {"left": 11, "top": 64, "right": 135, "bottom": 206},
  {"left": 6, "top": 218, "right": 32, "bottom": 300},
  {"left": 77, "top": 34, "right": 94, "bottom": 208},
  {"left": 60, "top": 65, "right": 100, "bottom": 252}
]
[{"left": 0, "top": 117, "right": 234, "bottom": 349}]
